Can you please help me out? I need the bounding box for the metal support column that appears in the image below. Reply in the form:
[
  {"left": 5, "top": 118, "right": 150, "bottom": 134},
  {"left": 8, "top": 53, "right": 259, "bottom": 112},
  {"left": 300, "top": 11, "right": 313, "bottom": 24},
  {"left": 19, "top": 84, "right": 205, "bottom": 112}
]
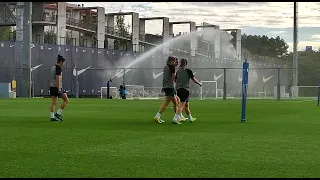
[{"left": 292, "top": 2, "right": 298, "bottom": 90}]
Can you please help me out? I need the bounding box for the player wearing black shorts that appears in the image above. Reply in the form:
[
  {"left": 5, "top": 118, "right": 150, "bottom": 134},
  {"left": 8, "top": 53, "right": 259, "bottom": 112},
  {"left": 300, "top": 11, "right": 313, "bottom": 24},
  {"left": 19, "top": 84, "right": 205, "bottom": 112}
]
[
  {"left": 172, "top": 58, "right": 188, "bottom": 120},
  {"left": 173, "top": 58, "right": 202, "bottom": 124},
  {"left": 49, "top": 55, "right": 69, "bottom": 121},
  {"left": 153, "top": 56, "right": 180, "bottom": 124}
]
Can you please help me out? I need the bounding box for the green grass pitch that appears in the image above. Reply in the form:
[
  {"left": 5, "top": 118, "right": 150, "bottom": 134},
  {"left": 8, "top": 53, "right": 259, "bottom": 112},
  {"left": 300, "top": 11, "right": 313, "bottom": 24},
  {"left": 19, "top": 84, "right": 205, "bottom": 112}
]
[{"left": 0, "top": 98, "right": 320, "bottom": 178}]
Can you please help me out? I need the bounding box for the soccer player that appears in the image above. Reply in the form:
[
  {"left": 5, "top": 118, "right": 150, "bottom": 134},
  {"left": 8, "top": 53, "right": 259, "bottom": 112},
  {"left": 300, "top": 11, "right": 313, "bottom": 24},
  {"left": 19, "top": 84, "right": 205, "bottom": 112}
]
[
  {"left": 184, "top": 99, "right": 196, "bottom": 122},
  {"left": 172, "top": 57, "right": 179, "bottom": 112},
  {"left": 174, "top": 94, "right": 190, "bottom": 120},
  {"left": 172, "top": 58, "right": 188, "bottom": 120},
  {"left": 49, "top": 55, "right": 69, "bottom": 121},
  {"left": 153, "top": 56, "right": 181, "bottom": 124},
  {"left": 119, "top": 85, "right": 126, "bottom": 99},
  {"left": 173, "top": 58, "right": 201, "bottom": 124}
]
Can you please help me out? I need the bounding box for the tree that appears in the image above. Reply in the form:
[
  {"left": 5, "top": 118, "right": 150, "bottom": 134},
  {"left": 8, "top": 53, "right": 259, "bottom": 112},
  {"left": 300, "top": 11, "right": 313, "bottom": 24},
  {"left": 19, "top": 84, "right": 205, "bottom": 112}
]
[
  {"left": 0, "top": 26, "right": 15, "bottom": 41},
  {"left": 279, "top": 50, "right": 320, "bottom": 93},
  {"left": 44, "top": 28, "right": 56, "bottom": 44},
  {"left": 66, "top": 30, "right": 73, "bottom": 46},
  {"left": 296, "top": 51, "right": 320, "bottom": 86},
  {"left": 274, "top": 36, "right": 289, "bottom": 56},
  {"left": 114, "top": 11, "right": 130, "bottom": 50},
  {"left": 230, "top": 32, "right": 289, "bottom": 58}
]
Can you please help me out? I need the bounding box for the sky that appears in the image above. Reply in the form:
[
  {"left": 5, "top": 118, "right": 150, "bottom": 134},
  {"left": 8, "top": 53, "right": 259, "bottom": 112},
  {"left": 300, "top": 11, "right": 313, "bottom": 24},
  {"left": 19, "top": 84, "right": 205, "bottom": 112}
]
[{"left": 75, "top": 2, "right": 320, "bottom": 52}]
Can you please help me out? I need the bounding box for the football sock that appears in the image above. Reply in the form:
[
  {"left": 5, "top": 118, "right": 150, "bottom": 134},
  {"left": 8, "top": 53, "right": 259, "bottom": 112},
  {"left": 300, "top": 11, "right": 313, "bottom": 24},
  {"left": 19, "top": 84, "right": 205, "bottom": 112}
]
[
  {"left": 173, "top": 114, "right": 179, "bottom": 121},
  {"left": 50, "top": 112, "right": 55, "bottom": 118},
  {"left": 57, "top": 108, "right": 63, "bottom": 115},
  {"left": 155, "top": 112, "right": 161, "bottom": 118}
]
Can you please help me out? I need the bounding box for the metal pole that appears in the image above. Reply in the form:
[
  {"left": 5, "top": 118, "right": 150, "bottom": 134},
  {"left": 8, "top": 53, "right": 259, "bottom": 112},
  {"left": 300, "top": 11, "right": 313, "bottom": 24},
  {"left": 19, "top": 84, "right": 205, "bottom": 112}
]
[
  {"left": 293, "top": 2, "right": 298, "bottom": 89},
  {"left": 76, "top": 68, "right": 79, "bottom": 98},
  {"left": 15, "top": 2, "right": 23, "bottom": 97},
  {"left": 71, "top": 46, "right": 74, "bottom": 97},
  {"left": 123, "top": 68, "right": 126, "bottom": 86},
  {"left": 223, "top": 68, "right": 226, "bottom": 100},
  {"left": 31, "top": 81, "right": 34, "bottom": 98},
  {"left": 317, "top": 85, "right": 320, "bottom": 106},
  {"left": 277, "top": 68, "right": 281, "bottom": 101},
  {"left": 27, "top": 2, "right": 32, "bottom": 98},
  {"left": 106, "top": 80, "right": 110, "bottom": 99}
]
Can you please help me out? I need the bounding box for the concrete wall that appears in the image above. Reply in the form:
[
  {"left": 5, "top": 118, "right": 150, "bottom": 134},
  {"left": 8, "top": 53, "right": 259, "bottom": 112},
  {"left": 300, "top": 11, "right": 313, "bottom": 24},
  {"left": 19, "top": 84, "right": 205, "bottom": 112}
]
[
  {"left": 169, "top": 24, "right": 174, "bottom": 38},
  {"left": 96, "top": 7, "right": 105, "bottom": 49},
  {"left": 56, "top": 2, "right": 66, "bottom": 45},
  {"left": 214, "top": 26, "right": 220, "bottom": 59},
  {"left": 139, "top": 19, "right": 145, "bottom": 52},
  {"left": 131, "top": 12, "right": 139, "bottom": 52},
  {"left": 202, "top": 22, "right": 214, "bottom": 41},
  {"left": 190, "top": 22, "right": 197, "bottom": 57},
  {"left": 32, "top": 2, "right": 44, "bottom": 21},
  {"left": 236, "top": 29, "right": 241, "bottom": 61},
  {"left": 162, "top": 17, "right": 170, "bottom": 55},
  {"left": 106, "top": 15, "right": 114, "bottom": 49}
]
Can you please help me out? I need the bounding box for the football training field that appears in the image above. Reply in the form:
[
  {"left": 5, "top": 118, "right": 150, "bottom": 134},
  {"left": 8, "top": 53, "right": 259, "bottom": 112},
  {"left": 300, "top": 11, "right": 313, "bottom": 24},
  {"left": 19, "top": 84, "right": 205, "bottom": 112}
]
[{"left": 0, "top": 98, "right": 320, "bottom": 178}]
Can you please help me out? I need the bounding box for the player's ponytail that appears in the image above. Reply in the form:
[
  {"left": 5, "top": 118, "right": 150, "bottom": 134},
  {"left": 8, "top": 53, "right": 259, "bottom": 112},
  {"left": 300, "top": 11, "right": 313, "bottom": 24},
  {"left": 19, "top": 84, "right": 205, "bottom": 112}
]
[{"left": 57, "top": 54, "right": 65, "bottom": 63}]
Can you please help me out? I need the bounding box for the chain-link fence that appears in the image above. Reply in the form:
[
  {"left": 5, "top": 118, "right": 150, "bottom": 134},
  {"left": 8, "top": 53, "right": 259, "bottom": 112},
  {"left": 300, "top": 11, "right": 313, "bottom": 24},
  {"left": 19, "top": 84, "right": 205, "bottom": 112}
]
[
  {"left": 0, "top": 40, "right": 311, "bottom": 100},
  {"left": 0, "top": 66, "right": 299, "bottom": 100}
]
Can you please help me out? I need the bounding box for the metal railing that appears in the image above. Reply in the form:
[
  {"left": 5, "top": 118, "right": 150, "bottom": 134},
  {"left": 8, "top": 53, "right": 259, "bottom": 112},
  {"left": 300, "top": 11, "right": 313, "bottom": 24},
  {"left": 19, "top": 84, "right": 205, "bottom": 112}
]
[
  {"left": 40, "top": 14, "right": 57, "bottom": 23},
  {"left": 66, "top": 17, "right": 97, "bottom": 31}
]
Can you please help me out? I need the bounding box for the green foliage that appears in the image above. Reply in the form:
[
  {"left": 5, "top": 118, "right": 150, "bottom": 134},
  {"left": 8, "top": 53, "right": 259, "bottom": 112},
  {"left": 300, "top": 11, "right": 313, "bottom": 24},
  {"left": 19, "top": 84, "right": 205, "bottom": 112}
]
[
  {"left": 278, "top": 50, "right": 320, "bottom": 86},
  {"left": 296, "top": 51, "right": 320, "bottom": 86},
  {"left": 44, "top": 28, "right": 56, "bottom": 44},
  {"left": 114, "top": 12, "right": 130, "bottom": 50},
  {"left": 230, "top": 31, "right": 289, "bottom": 58},
  {"left": 0, "top": 26, "right": 15, "bottom": 41},
  {"left": 115, "top": 15, "right": 129, "bottom": 37},
  {"left": 66, "top": 30, "right": 73, "bottom": 46},
  {"left": 227, "top": 31, "right": 320, "bottom": 86}
]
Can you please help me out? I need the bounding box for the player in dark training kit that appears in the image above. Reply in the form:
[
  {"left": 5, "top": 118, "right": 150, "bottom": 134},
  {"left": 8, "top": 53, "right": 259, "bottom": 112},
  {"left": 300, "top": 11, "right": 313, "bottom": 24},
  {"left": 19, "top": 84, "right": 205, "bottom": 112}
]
[
  {"left": 153, "top": 56, "right": 182, "bottom": 123},
  {"left": 172, "top": 57, "right": 188, "bottom": 120},
  {"left": 49, "top": 55, "right": 69, "bottom": 121},
  {"left": 173, "top": 58, "right": 202, "bottom": 124}
]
